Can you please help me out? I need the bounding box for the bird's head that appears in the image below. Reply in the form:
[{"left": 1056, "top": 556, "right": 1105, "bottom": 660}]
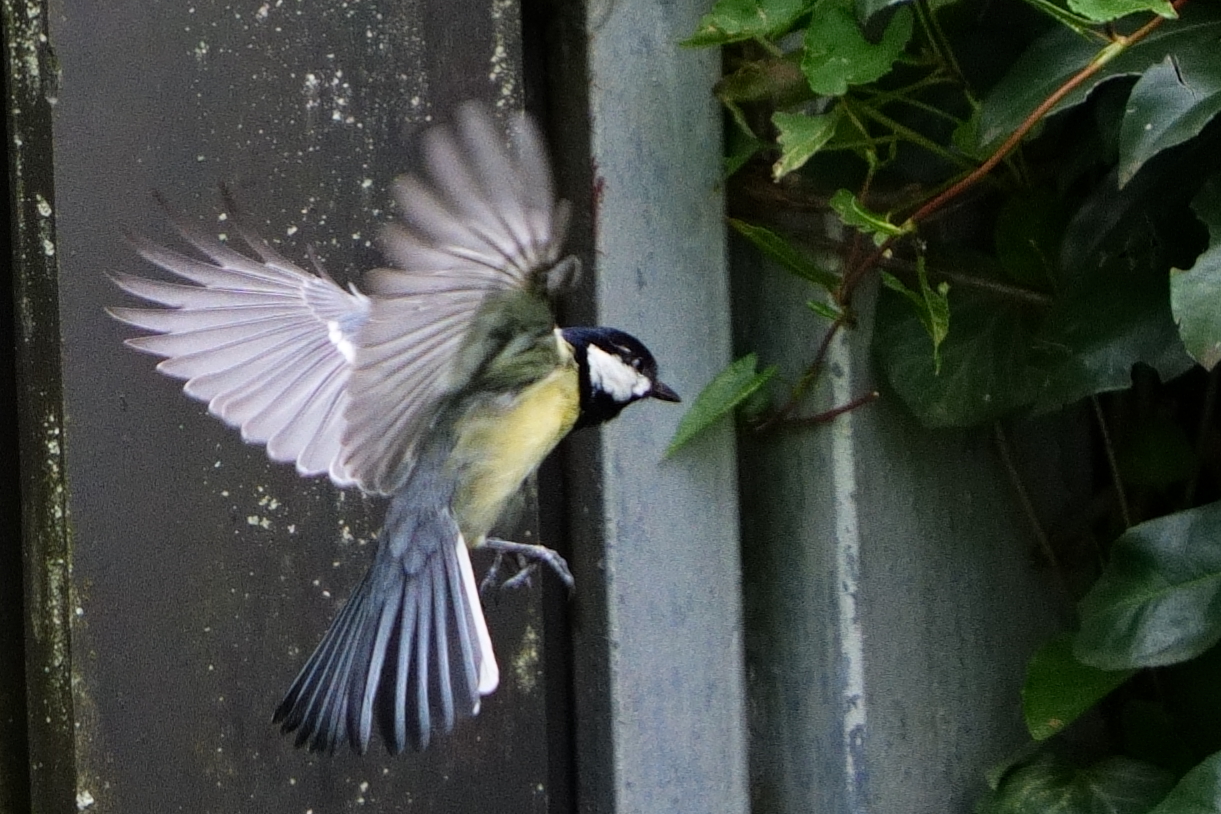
[{"left": 562, "top": 327, "right": 680, "bottom": 429}]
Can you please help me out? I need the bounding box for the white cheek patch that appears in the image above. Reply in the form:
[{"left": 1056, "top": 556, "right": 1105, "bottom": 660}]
[{"left": 587, "top": 344, "right": 651, "bottom": 403}]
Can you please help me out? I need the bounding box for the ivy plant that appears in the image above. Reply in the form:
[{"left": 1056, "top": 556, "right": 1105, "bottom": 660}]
[{"left": 679, "top": 0, "right": 1221, "bottom": 810}]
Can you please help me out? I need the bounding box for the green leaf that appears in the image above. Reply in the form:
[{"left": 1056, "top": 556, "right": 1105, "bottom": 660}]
[
  {"left": 875, "top": 248, "right": 1189, "bottom": 428},
  {"left": 855, "top": 0, "right": 915, "bottom": 25},
  {"left": 1037, "top": 158, "right": 1196, "bottom": 411},
  {"left": 1067, "top": 0, "right": 1177, "bottom": 23},
  {"left": 1120, "top": 53, "right": 1221, "bottom": 187},
  {"left": 682, "top": 0, "right": 810, "bottom": 47},
  {"left": 1017, "top": 0, "right": 1098, "bottom": 34},
  {"left": 1076, "top": 500, "right": 1221, "bottom": 670},
  {"left": 801, "top": 0, "right": 913, "bottom": 96},
  {"left": 715, "top": 56, "right": 812, "bottom": 108},
  {"left": 1029, "top": 251, "right": 1191, "bottom": 413},
  {"left": 977, "top": 4, "right": 1221, "bottom": 151},
  {"left": 828, "top": 188, "right": 911, "bottom": 245},
  {"left": 951, "top": 103, "right": 991, "bottom": 162},
  {"left": 728, "top": 218, "right": 841, "bottom": 290},
  {"left": 666, "top": 354, "right": 778, "bottom": 455},
  {"left": 1023, "top": 633, "right": 1135, "bottom": 741},
  {"left": 772, "top": 109, "right": 842, "bottom": 179},
  {"left": 1172, "top": 179, "right": 1221, "bottom": 370},
  {"left": 806, "top": 298, "right": 843, "bottom": 321},
  {"left": 725, "top": 126, "right": 766, "bottom": 176},
  {"left": 1147, "top": 751, "right": 1221, "bottom": 814},
  {"left": 875, "top": 271, "right": 1038, "bottom": 427},
  {"left": 977, "top": 753, "right": 1175, "bottom": 814},
  {"left": 880, "top": 257, "right": 950, "bottom": 374}
]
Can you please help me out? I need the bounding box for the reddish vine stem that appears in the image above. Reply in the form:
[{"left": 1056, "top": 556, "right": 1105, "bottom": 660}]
[
  {"left": 838, "top": 1, "right": 1186, "bottom": 305},
  {"left": 788, "top": 390, "right": 880, "bottom": 427},
  {"left": 781, "top": 3, "right": 1187, "bottom": 430},
  {"left": 907, "top": 8, "right": 1178, "bottom": 226},
  {"left": 756, "top": 316, "right": 845, "bottom": 431}
]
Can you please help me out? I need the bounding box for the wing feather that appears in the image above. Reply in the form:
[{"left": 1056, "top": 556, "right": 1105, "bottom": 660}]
[
  {"left": 113, "top": 103, "right": 569, "bottom": 495},
  {"left": 109, "top": 197, "right": 368, "bottom": 484},
  {"left": 341, "top": 103, "right": 569, "bottom": 493}
]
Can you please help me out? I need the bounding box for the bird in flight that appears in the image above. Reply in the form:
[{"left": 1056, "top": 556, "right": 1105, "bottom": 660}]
[{"left": 109, "top": 103, "right": 680, "bottom": 754}]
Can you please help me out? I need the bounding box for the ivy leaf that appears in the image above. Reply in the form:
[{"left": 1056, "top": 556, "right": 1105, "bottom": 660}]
[
  {"left": 1076, "top": 500, "right": 1221, "bottom": 670},
  {"left": 877, "top": 178, "right": 1192, "bottom": 428},
  {"left": 1036, "top": 159, "right": 1196, "bottom": 412},
  {"left": 880, "top": 257, "right": 949, "bottom": 374},
  {"left": 1147, "top": 751, "right": 1221, "bottom": 814},
  {"left": 1172, "top": 179, "right": 1221, "bottom": 370},
  {"left": 977, "top": 4, "right": 1221, "bottom": 150},
  {"left": 875, "top": 272, "right": 1038, "bottom": 427},
  {"left": 1017, "top": 0, "right": 1099, "bottom": 34},
  {"left": 716, "top": 56, "right": 811, "bottom": 108},
  {"left": 772, "top": 109, "right": 842, "bottom": 180},
  {"left": 801, "top": 0, "right": 913, "bottom": 96},
  {"left": 855, "top": 0, "right": 914, "bottom": 25},
  {"left": 1023, "top": 633, "right": 1135, "bottom": 741},
  {"left": 1029, "top": 252, "right": 1191, "bottom": 413},
  {"left": 666, "top": 354, "right": 778, "bottom": 455},
  {"left": 728, "top": 218, "right": 840, "bottom": 290},
  {"left": 807, "top": 298, "right": 843, "bottom": 321},
  {"left": 726, "top": 138, "right": 764, "bottom": 177},
  {"left": 977, "top": 753, "right": 1175, "bottom": 814},
  {"left": 828, "top": 188, "right": 911, "bottom": 245},
  {"left": 1119, "top": 53, "right": 1221, "bottom": 187},
  {"left": 951, "top": 103, "right": 991, "bottom": 162},
  {"left": 1067, "top": 0, "right": 1177, "bottom": 23},
  {"left": 682, "top": 0, "right": 810, "bottom": 47}
]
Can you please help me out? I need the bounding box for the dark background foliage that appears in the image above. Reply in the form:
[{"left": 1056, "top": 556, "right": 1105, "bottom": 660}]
[{"left": 678, "top": 0, "right": 1221, "bottom": 809}]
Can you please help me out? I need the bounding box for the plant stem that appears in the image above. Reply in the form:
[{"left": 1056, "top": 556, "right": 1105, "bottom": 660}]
[
  {"left": 858, "top": 72, "right": 957, "bottom": 102},
  {"left": 994, "top": 422, "right": 1059, "bottom": 569},
  {"left": 904, "top": 5, "right": 1180, "bottom": 227},
  {"left": 789, "top": 391, "right": 880, "bottom": 426},
  {"left": 838, "top": 2, "right": 1184, "bottom": 305},
  {"left": 752, "top": 35, "right": 785, "bottom": 58},
  {"left": 1092, "top": 395, "right": 1132, "bottom": 529},
  {"left": 756, "top": 317, "right": 845, "bottom": 431},
  {"left": 916, "top": 0, "right": 971, "bottom": 96},
  {"left": 869, "top": 93, "right": 967, "bottom": 127},
  {"left": 851, "top": 102, "right": 977, "bottom": 170}
]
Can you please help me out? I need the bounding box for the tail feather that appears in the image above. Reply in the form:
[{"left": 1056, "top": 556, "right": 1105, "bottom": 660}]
[{"left": 274, "top": 505, "right": 496, "bottom": 754}]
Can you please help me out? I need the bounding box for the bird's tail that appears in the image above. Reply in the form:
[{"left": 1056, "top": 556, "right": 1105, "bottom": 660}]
[{"left": 273, "top": 490, "right": 498, "bottom": 754}]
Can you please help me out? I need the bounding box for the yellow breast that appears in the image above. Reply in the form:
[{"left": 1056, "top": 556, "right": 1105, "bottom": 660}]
[{"left": 450, "top": 363, "right": 580, "bottom": 542}]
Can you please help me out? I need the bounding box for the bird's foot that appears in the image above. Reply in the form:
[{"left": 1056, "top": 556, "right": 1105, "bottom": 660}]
[{"left": 479, "top": 538, "right": 575, "bottom": 598}]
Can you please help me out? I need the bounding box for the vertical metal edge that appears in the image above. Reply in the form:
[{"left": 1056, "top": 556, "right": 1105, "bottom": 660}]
[
  {"left": 526, "top": 1, "right": 613, "bottom": 811},
  {"left": 580, "top": 1, "right": 749, "bottom": 812},
  {"left": 4, "top": 0, "right": 76, "bottom": 811}
]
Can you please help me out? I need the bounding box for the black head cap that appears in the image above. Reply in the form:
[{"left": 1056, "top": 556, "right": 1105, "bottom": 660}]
[{"left": 562, "top": 327, "right": 680, "bottom": 429}]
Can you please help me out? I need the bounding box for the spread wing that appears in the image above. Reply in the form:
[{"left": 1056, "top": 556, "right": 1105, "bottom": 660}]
[
  {"left": 110, "top": 103, "right": 572, "bottom": 495},
  {"left": 340, "top": 102, "right": 572, "bottom": 493},
  {"left": 109, "top": 193, "right": 369, "bottom": 487}
]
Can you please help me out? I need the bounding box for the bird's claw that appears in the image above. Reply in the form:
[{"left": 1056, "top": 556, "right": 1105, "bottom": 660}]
[{"left": 479, "top": 538, "right": 575, "bottom": 599}]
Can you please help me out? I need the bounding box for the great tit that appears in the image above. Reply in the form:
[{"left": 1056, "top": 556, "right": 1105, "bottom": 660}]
[{"left": 109, "top": 103, "right": 680, "bottom": 754}]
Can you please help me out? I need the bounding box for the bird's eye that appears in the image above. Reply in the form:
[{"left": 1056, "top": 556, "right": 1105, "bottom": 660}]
[{"left": 630, "top": 358, "right": 642, "bottom": 370}]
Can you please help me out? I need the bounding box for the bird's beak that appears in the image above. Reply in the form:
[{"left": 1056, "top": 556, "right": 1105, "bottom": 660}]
[{"left": 649, "top": 381, "right": 681, "bottom": 403}]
